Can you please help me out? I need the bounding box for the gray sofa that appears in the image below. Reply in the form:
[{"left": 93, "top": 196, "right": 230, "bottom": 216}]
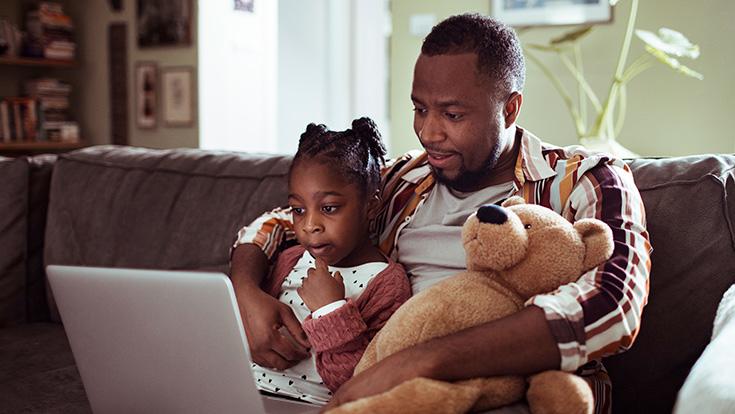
[{"left": 1, "top": 145, "right": 733, "bottom": 413}]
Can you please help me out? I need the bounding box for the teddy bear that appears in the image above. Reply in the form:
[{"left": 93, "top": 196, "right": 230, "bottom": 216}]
[{"left": 327, "top": 196, "right": 614, "bottom": 414}]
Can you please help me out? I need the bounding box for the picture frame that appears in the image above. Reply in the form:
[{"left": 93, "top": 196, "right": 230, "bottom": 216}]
[
  {"left": 161, "top": 67, "right": 194, "bottom": 127},
  {"left": 491, "top": 0, "right": 612, "bottom": 27},
  {"left": 135, "top": 61, "right": 157, "bottom": 129},
  {"left": 137, "top": 0, "right": 192, "bottom": 47}
]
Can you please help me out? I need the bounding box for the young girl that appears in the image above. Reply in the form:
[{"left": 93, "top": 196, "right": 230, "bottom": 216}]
[{"left": 250, "top": 117, "right": 411, "bottom": 405}]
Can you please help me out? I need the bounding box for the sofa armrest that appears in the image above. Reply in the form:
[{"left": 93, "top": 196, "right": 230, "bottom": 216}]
[
  {"left": 674, "top": 285, "right": 735, "bottom": 413},
  {"left": 0, "top": 157, "right": 29, "bottom": 327}
]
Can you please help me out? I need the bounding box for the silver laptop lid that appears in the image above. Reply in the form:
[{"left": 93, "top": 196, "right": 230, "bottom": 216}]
[{"left": 47, "top": 265, "right": 269, "bottom": 414}]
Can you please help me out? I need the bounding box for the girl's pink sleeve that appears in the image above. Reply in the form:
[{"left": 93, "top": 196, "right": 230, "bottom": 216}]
[{"left": 301, "top": 261, "right": 411, "bottom": 392}]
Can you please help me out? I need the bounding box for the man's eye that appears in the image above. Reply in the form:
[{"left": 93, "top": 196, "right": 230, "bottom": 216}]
[
  {"left": 291, "top": 207, "right": 304, "bottom": 215},
  {"left": 446, "top": 112, "right": 462, "bottom": 120},
  {"left": 413, "top": 107, "right": 427, "bottom": 115},
  {"left": 322, "top": 206, "right": 338, "bottom": 214}
]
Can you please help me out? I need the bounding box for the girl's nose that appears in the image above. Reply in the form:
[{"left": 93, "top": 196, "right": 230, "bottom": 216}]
[{"left": 303, "top": 214, "right": 323, "bottom": 233}]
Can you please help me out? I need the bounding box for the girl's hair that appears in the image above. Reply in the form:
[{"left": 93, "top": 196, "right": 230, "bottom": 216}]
[{"left": 290, "top": 117, "right": 387, "bottom": 196}]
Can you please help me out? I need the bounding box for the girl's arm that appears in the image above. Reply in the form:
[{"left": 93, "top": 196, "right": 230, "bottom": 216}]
[{"left": 301, "top": 262, "right": 411, "bottom": 391}]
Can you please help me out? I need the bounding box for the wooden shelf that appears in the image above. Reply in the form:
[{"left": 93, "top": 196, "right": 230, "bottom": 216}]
[
  {"left": 0, "top": 56, "right": 76, "bottom": 68},
  {"left": 0, "top": 141, "right": 84, "bottom": 151}
]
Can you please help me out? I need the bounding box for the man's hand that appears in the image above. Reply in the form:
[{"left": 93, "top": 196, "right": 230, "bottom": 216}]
[
  {"left": 230, "top": 243, "right": 311, "bottom": 370},
  {"left": 298, "top": 257, "right": 345, "bottom": 312},
  {"left": 322, "top": 347, "right": 433, "bottom": 412},
  {"left": 235, "top": 285, "right": 311, "bottom": 370}
]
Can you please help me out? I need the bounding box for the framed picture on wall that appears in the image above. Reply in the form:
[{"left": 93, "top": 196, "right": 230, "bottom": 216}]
[
  {"left": 135, "top": 61, "right": 157, "bottom": 129},
  {"left": 161, "top": 67, "right": 194, "bottom": 127},
  {"left": 491, "top": 0, "right": 612, "bottom": 27},
  {"left": 137, "top": 0, "right": 192, "bottom": 47}
]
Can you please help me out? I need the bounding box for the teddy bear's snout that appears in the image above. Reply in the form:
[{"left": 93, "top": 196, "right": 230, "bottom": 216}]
[{"left": 477, "top": 204, "right": 508, "bottom": 225}]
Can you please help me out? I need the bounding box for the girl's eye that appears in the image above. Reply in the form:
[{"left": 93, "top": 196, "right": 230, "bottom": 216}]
[
  {"left": 524, "top": 224, "right": 532, "bottom": 229},
  {"left": 322, "top": 206, "right": 338, "bottom": 214},
  {"left": 291, "top": 207, "right": 304, "bottom": 215}
]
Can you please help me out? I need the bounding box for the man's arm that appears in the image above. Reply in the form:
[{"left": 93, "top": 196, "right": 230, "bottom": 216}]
[
  {"left": 326, "top": 306, "right": 558, "bottom": 408},
  {"left": 229, "top": 208, "right": 311, "bottom": 370}
]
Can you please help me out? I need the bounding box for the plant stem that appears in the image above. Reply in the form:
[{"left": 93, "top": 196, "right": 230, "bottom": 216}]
[
  {"left": 622, "top": 55, "right": 654, "bottom": 83},
  {"left": 573, "top": 44, "right": 587, "bottom": 131},
  {"left": 614, "top": 83, "right": 627, "bottom": 137},
  {"left": 561, "top": 51, "right": 601, "bottom": 113},
  {"left": 592, "top": 0, "right": 639, "bottom": 139},
  {"left": 525, "top": 48, "right": 585, "bottom": 136}
]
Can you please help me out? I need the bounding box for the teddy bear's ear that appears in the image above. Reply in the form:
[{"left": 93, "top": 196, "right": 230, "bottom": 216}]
[
  {"left": 574, "top": 219, "right": 614, "bottom": 271},
  {"left": 501, "top": 196, "right": 526, "bottom": 207}
]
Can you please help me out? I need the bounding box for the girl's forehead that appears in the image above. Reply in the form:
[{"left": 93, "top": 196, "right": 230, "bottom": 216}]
[{"left": 290, "top": 160, "right": 356, "bottom": 188}]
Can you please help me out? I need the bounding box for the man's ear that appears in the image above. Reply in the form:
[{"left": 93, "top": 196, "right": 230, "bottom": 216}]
[{"left": 503, "top": 91, "right": 523, "bottom": 128}]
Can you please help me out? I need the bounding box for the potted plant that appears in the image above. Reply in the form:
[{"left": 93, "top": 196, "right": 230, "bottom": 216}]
[{"left": 522, "top": 0, "right": 702, "bottom": 157}]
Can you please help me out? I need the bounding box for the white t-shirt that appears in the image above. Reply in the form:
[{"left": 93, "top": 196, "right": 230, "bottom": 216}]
[
  {"left": 398, "top": 181, "right": 516, "bottom": 293},
  {"left": 252, "top": 250, "right": 388, "bottom": 404}
]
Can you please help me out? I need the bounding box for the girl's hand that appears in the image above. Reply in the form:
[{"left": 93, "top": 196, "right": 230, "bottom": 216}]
[{"left": 298, "top": 257, "right": 345, "bottom": 312}]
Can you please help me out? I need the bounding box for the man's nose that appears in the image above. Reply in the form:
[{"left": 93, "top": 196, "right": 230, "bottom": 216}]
[{"left": 418, "top": 113, "right": 444, "bottom": 144}]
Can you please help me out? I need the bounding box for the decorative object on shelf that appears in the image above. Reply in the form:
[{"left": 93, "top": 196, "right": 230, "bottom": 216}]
[
  {"left": 234, "top": 0, "right": 254, "bottom": 13},
  {"left": 109, "top": 0, "right": 124, "bottom": 12},
  {"left": 0, "top": 19, "right": 23, "bottom": 57},
  {"left": 109, "top": 23, "right": 129, "bottom": 145},
  {"left": 518, "top": 0, "right": 702, "bottom": 157},
  {"left": 137, "top": 0, "right": 192, "bottom": 48},
  {"left": 135, "top": 62, "right": 158, "bottom": 129},
  {"left": 161, "top": 67, "right": 194, "bottom": 127},
  {"left": 491, "top": 0, "right": 612, "bottom": 27}
]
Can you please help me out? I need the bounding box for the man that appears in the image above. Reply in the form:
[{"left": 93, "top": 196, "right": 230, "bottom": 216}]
[{"left": 230, "top": 14, "right": 650, "bottom": 412}]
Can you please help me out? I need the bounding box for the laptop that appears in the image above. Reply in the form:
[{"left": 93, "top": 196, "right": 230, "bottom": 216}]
[{"left": 46, "top": 265, "right": 321, "bottom": 414}]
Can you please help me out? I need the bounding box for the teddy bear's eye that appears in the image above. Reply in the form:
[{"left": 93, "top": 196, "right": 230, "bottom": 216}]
[{"left": 524, "top": 224, "right": 532, "bottom": 229}]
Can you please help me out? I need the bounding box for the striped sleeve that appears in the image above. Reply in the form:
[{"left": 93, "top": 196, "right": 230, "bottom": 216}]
[
  {"left": 527, "top": 162, "right": 651, "bottom": 371},
  {"left": 232, "top": 207, "right": 296, "bottom": 262}
]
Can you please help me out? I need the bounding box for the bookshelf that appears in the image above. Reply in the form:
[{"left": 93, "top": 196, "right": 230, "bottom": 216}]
[
  {"left": 0, "top": 56, "right": 76, "bottom": 68},
  {"left": 0, "top": 2, "right": 82, "bottom": 156}
]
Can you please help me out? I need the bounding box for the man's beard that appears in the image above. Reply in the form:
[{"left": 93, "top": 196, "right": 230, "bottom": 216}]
[{"left": 432, "top": 145, "right": 502, "bottom": 192}]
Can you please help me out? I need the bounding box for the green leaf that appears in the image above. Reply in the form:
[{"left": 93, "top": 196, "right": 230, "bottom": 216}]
[
  {"left": 551, "top": 26, "right": 594, "bottom": 45},
  {"left": 635, "top": 28, "right": 700, "bottom": 59},
  {"left": 644, "top": 45, "right": 704, "bottom": 80}
]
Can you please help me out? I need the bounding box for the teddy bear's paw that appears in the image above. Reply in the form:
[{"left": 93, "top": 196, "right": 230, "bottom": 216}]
[
  {"left": 459, "top": 376, "right": 526, "bottom": 412},
  {"left": 526, "top": 371, "right": 593, "bottom": 414},
  {"left": 325, "top": 377, "right": 482, "bottom": 414}
]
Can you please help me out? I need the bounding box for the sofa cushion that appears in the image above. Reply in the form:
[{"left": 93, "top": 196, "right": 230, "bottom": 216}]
[
  {"left": 44, "top": 145, "right": 293, "bottom": 321},
  {"left": 605, "top": 155, "right": 735, "bottom": 413},
  {"left": 0, "top": 157, "right": 28, "bottom": 327}
]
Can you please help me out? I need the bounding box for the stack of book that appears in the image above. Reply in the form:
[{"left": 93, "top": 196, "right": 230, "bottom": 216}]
[
  {"left": 23, "top": 2, "right": 75, "bottom": 60},
  {"left": 25, "top": 78, "right": 79, "bottom": 143}
]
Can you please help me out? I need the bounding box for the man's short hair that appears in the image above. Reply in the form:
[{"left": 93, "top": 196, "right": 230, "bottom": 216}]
[{"left": 422, "top": 13, "right": 526, "bottom": 96}]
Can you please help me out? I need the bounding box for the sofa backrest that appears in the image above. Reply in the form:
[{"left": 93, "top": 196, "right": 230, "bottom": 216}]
[
  {"left": 43, "top": 145, "right": 293, "bottom": 321},
  {"left": 605, "top": 155, "right": 735, "bottom": 413}
]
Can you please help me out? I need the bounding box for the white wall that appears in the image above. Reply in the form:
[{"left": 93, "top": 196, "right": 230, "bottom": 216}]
[
  {"left": 277, "top": 0, "right": 390, "bottom": 155},
  {"left": 198, "top": 0, "right": 278, "bottom": 152}
]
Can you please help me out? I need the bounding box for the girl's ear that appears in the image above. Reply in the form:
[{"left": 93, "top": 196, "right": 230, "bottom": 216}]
[{"left": 367, "top": 190, "right": 382, "bottom": 219}]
